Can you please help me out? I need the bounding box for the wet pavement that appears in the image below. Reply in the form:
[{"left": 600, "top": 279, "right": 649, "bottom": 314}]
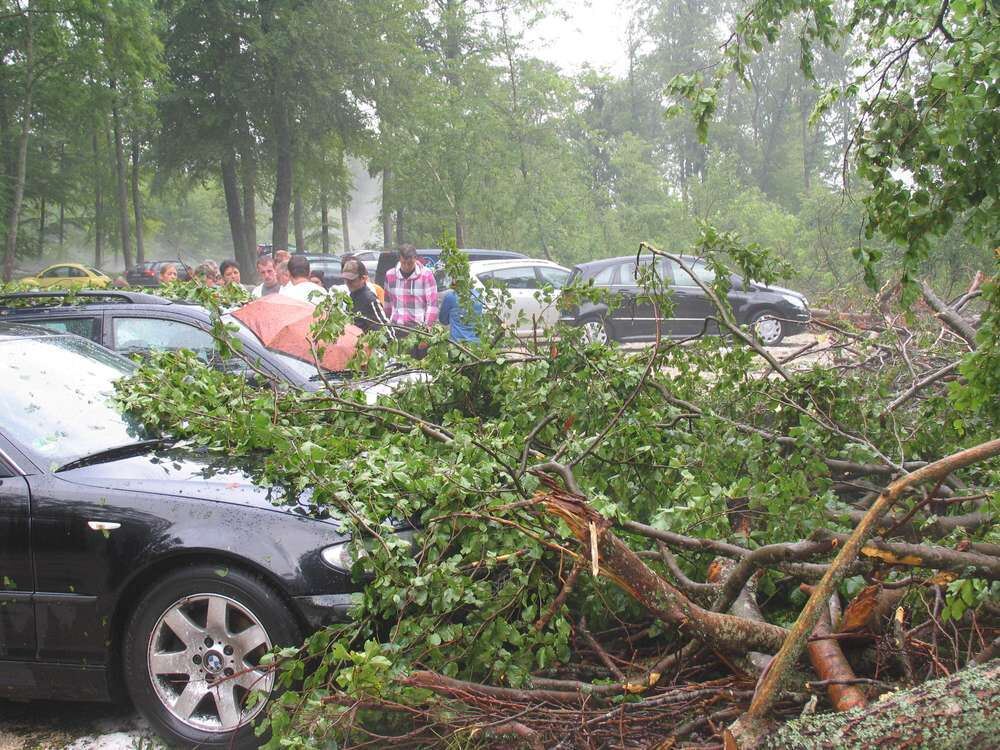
[{"left": 0, "top": 700, "right": 156, "bottom": 749}]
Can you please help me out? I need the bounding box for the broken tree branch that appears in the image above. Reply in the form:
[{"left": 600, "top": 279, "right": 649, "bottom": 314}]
[{"left": 729, "top": 437, "right": 1000, "bottom": 746}]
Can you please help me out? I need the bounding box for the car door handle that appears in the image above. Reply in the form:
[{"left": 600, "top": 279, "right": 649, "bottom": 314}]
[{"left": 87, "top": 520, "right": 121, "bottom": 532}]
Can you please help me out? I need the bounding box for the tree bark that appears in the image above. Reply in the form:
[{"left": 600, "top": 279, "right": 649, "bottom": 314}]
[
  {"left": 759, "top": 660, "right": 1000, "bottom": 749},
  {"left": 293, "top": 192, "right": 305, "bottom": 252},
  {"left": 2, "top": 3, "right": 32, "bottom": 282},
  {"left": 537, "top": 487, "right": 789, "bottom": 654},
  {"left": 131, "top": 137, "right": 144, "bottom": 263},
  {"left": 111, "top": 99, "right": 133, "bottom": 270},
  {"left": 93, "top": 131, "right": 103, "bottom": 268},
  {"left": 341, "top": 199, "right": 351, "bottom": 254},
  {"left": 270, "top": 99, "right": 292, "bottom": 252},
  {"left": 395, "top": 207, "right": 404, "bottom": 245},
  {"left": 221, "top": 153, "right": 247, "bottom": 263},
  {"left": 239, "top": 140, "right": 257, "bottom": 258},
  {"left": 320, "top": 187, "right": 330, "bottom": 254},
  {"left": 382, "top": 166, "right": 392, "bottom": 250},
  {"left": 37, "top": 195, "right": 45, "bottom": 256}
]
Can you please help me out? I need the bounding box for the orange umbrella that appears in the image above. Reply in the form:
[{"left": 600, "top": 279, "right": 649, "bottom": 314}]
[{"left": 232, "top": 294, "right": 362, "bottom": 372}]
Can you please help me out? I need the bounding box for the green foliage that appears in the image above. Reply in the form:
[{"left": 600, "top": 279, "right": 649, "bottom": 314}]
[{"left": 112, "top": 231, "right": 997, "bottom": 746}]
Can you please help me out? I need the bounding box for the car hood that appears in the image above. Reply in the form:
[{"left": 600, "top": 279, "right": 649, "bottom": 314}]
[
  {"left": 751, "top": 282, "right": 807, "bottom": 300},
  {"left": 58, "top": 446, "right": 337, "bottom": 523}
]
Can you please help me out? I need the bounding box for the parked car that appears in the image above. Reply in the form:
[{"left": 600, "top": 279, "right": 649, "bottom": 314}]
[
  {"left": 291, "top": 252, "right": 349, "bottom": 291},
  {"left": 456, "top": 259, "right": 572, "bottom": 336},
  {"left": 0, "top": 323, "right": 395, "bottom": 748},
  {"left": 126, "top": 260, "right": 194, "bottom": 286},
  {"left": 0, "top": 290, "right": 411, "bottom": 398},
  {"left": 357, "top": 248, "right": 529, "bottom": 286},
  {"left": 561, "top": 255, "right": 810, "bottom": 345},
  {"left": 18, "top": 262, "right": 111, "bottom": 289}
]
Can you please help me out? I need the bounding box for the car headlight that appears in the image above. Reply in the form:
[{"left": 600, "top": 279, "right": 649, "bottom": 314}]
[
  {"left": 321, "top": 528, "right": 417, "bottom": 572},
  {"left": 321, "top": 542, "right": 355, "bottom": 572},
  {"left": 781, "top": 293, "right": 807, "bottom": 308}
]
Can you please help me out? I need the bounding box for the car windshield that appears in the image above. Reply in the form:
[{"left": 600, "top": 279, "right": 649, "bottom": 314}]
[{"left": 0, "top": 335, "right": 153, "bottom": 467}]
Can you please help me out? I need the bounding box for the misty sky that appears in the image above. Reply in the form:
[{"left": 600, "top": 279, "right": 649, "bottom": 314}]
[{"left": 526, "top": 0, "right": 633, "bottom": 76}]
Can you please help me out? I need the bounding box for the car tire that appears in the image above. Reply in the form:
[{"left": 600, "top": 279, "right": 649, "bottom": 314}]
[
  {"left": 122, "top": 564, "right": 301, "bottom": 749},
  {"left": 750, "top": 310, "right": 785, "bottom": 346},
  {"left": 580, "top": 316, "right": 612, "bottom": 345}
]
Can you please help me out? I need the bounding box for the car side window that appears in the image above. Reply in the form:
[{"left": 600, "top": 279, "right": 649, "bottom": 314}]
[
  {"left": 31, "top": 317, "right": 100, "bottom": 342},
  {"left": 617, "top": 260, "right": 659, "bottom": 287},
  {"left": 673, "top": 261, "right": 715, "bottom": 287},
  {"left": 112, "top": 317, "right": 216, "bottom": 361},
  {"left": 41, "top": 266, "right": 67, "bottom": 278},
  {"left": 537, "top": 267, "right": 570, "bottom": 289},
  {"left": 67, "top": 267, "right": 87, "bottom": 278},
  {"left": 488, "top": 267, "right": 538, "bottom": 290},
  {"left": 590, "top": 265, "right": 617, "bottom": 286}
]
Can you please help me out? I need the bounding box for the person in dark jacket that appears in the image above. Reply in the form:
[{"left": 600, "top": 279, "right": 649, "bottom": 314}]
[{"left": 341, "top": 259, "right": 395, "bottom": 339}]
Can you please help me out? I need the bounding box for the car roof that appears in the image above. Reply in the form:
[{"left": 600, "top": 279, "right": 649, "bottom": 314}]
[
  {"left": 468, "top": 259, "right": 569, "bottom": 273},
  {"left": 0, "top": 290, "right": 173, "bottom": 309},
  {"left": 573, "top": 254, "right": 705, "bottom": 271}
]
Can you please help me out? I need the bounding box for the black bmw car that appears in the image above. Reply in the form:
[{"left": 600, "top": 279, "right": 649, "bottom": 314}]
[
  {"left": 0, "top": 324, "right": 380, "bottom": 747},
  {"left": 562, "top": 255, "right": 811, "bottom": 346}
]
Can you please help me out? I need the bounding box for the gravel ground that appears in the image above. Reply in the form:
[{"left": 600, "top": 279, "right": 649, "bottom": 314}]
[
  {"left": 0, "top": 333, "right": 824, "bottom": 749},
  {"left": 0, "top": 701, "right": 158, "bottom": 750}
]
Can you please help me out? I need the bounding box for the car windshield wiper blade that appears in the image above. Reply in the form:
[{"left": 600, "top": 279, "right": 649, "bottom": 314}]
[{"left": 56, "top": 438, "right": 172, "bottom": 473}]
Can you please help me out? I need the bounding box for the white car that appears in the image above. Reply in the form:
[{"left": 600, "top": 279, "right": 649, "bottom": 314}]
[{"left": 465, "top": 259, "right": 571, "bottom": 337}]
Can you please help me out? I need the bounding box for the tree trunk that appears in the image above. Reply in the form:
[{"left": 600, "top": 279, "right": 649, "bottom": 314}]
[
  {"left": 240, "top": 141, "right": 257, "bottom": 258},
  {"left": 37, "top": 196, "right": 45, "bottom": 256},
  {"left": 270, "top": 102, "right": 292, "bottom": 252},
  {"left": 111, "top": 100, "right": 133, "bottom": 270},
  {"left": 381, "top": 167, "right": 392, "bottom": 250},
  {"left": 221, "top": 153, "right": 247, "bottom": 264},
  {"left": 320, "top": 188, "right": 330, "bottom": 254},
  {"left": 93, "top": 131, "right": 103, "bottom": 268},
  {"left": 2, "top": 5, "right": 32, "bottom": 282},
  {"left": 455, "top": 214, "right": 465, "bottom": 249},
  {"left": 293, "top": 192, "right": 305, "bottom": 252},
  {"left": 341, "top": 200, "right": 351, "bottom": 254},
  {"left": 58, "top": 142, "right": 65, "bottom": 249},
  {"left": 131, "top": 136, "right": 144, "bottom": 263},
  {"left": 395, "top": 207, "right": 404, "bottom": 245},
  {"left": 758, "top": 660, "right": 1000, "bottom": 750}
]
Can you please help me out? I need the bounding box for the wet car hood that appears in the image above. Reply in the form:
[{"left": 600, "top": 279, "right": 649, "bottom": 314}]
[
  {"left": 750, "top": 282, "right": 807, "bottom": 300},
  {"left": 57, "top": 446, "right": 338, "bottom": 523}
]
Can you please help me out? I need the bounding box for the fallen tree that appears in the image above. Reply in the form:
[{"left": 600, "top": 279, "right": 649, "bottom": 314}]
[{"left": 115, "top": 243, "right": 997, "bottom": 748}]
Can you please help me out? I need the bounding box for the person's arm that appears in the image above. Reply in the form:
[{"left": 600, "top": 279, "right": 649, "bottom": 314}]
[
  {"left": 424, "top": 271, "right": 439, "bottom": 326},
  {"left": 367, "top": 289, "right": 396, "bottom": 340},
  {"left": 383, "top": 272, "right": 394, "bottom": 321}
]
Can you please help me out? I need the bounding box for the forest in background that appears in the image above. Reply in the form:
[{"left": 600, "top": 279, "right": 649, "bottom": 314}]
[{"left": 0, "top": 0, "right": 992, "bottom": 299}]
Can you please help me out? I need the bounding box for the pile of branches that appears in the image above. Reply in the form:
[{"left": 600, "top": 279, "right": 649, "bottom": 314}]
[{"left": 118, "top": 252, "right": 998, "bottom": 749}]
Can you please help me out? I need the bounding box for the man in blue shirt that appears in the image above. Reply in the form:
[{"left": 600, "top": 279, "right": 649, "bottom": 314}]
[{"left": 438, "top": 283, "right": 483, "bottom": 342}]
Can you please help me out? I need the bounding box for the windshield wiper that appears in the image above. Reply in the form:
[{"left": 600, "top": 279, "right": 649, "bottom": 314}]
[{"left": 56, "top": 438, "right": 173, "bottom": 473}]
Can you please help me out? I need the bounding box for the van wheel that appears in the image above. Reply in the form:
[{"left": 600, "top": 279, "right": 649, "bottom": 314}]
[{"left": 123, "top": 564, "right": 300, "bottom": 748}]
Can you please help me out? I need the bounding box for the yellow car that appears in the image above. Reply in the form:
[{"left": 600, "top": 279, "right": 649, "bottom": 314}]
[{"left": 20, "top": 263, "right": 111, "bottom": 289}]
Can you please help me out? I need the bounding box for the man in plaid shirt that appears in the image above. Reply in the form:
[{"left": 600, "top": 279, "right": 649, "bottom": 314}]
[{"left": 384, "top": 244, "right": 439, "bottom": 333}]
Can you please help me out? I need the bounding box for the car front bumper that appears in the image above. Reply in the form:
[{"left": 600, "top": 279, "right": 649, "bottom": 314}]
[{"left": 294, "top": 593, "right": 360, "bottom": 629}]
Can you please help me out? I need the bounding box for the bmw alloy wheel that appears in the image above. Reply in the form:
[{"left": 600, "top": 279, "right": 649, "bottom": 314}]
[{"left": 147, "top": 594, "right": 274, "bottom": 732}]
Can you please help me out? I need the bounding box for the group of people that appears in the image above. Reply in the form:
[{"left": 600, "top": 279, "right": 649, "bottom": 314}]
[
  {"left": 155, "top": 244, "right": 481, "bottom": 350},
  {"left": 253, "top": 245, "right": 481, "bottom": 350}
]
